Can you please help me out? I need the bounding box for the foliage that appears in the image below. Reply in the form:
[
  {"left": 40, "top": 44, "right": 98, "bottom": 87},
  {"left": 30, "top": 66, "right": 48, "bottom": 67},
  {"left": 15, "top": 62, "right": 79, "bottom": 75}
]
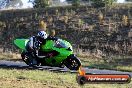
[
  {"left": 0, "top": 22, "right": 6, "bottom": 30},
  {"left": 104, "top": 0, "right": 117, "bottom": 6},
  {"left": 125, "top": 0, "right": 132, "bottom": 1},
  {"left": 91, "top": 0, "right": 117, "bottom": 7},
  {"left": 33, "top": 0, "right": 50, "bottom": 8},
  {"left": 78, "top": 19, "right": 84, "bottom": 27},
  {"left": 122, "top": 15, "right": 129, "bottom": 26},
  {"left": 72, "top": 0, "right": 80, "bottom": 7},
  {"left": 63, "top": 16, "right": 68, "bottom": 24},
  {"left": 98, "top": 11, "right": 104, "bottom": 24}
]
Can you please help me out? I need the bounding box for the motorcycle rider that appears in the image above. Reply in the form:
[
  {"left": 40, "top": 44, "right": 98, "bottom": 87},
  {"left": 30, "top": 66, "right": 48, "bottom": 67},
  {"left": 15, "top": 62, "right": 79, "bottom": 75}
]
[
  {"left": 28, "top": 20, "right": 48, "bottom": 56},
  {"left": 27, "top": 30, "right": 58, "bottom": 65},
  {"left": 25, "top": 31, "right": 47, "bottom": 65},
  {"left": 28, "top": 31, "right": 48, "bottom": 53},
  {"left": 26, "top": 20, "right": 58, "bottom": 65}
]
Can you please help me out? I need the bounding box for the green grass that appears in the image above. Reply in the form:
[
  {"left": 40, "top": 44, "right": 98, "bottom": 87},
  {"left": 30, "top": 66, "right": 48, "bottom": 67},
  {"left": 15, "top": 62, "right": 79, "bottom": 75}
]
[
  {"left": 0, "top": 68, "right": 131, "bottom": 88},
  {"left": 78, "top": 55, "right": 132, "bottom": 72},
  {"left": 0, "top": 69, "right": 77, "bottom": 88}
]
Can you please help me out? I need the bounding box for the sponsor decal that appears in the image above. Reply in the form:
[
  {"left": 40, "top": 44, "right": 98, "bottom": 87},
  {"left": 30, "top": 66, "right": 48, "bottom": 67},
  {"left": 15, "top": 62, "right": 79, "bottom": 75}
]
[{"left": 76, "top": 66, "right": 131, "bottom": 85}]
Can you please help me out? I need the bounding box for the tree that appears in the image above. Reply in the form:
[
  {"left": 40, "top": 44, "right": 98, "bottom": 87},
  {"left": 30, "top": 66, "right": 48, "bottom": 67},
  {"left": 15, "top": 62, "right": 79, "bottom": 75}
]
[
  {"left": 91, "top": 0, "right": 117, "bottom": 8},
  {"left": 33, "top": 0, "right": 51, "bottom": 8},
  {"left": 72, "top": 0, "right": 80, "bottom": 7},
  {"left": 125, "top": 0, "right": 132, "bottom": 1},
  {"left": 104, "top": 0, "right": 117, "bottom": 6},
  {"left": 91, "top": 0, "right": 105, "bottom": 7}
]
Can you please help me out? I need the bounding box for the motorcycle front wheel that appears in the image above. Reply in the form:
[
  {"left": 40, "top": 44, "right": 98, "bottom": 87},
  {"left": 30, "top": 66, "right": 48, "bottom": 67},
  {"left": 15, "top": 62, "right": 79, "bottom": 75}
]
[{"left": 64, "top": 55, "right": 81, "bottom": 70}]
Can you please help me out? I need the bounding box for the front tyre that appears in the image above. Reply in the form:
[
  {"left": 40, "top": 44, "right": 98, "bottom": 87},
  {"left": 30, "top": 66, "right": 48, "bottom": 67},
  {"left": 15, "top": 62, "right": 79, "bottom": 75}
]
[{"left": 64, "top": 55, "right": 81, "bottom": 70}]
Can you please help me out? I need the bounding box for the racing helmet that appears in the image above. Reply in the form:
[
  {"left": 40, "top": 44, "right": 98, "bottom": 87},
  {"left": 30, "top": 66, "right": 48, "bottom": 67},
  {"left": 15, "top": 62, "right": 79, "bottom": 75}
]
[{"left": 37, "top": 31, "right": 47, "bottom": 39}]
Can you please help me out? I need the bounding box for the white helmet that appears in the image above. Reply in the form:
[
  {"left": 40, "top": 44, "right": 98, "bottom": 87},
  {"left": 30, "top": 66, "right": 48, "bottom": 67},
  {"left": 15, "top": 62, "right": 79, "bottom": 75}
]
[{"left": 37, "top": 31, "right": 47, "bottom": 39}]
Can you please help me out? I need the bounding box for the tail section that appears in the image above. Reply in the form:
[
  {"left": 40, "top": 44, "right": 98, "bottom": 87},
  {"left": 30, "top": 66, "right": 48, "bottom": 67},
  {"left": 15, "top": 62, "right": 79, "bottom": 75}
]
[{"left": 14, "top": 39, "right": 29, "bottom": 50}]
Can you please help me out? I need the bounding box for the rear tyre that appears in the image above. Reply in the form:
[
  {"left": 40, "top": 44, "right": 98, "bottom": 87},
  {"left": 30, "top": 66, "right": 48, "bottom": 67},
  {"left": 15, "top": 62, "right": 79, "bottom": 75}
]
[
  {"left": 21, "top": 51, "right": 38, "bottom": 66},
  {"left": 64, "top": 55, "right": 81, "bottom": 70}
]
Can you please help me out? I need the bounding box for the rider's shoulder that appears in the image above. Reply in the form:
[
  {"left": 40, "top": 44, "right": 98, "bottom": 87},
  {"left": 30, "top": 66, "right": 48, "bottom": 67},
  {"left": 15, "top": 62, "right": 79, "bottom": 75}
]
[{"left": 29, "top": 36, "right": 38, "bottom": 40}]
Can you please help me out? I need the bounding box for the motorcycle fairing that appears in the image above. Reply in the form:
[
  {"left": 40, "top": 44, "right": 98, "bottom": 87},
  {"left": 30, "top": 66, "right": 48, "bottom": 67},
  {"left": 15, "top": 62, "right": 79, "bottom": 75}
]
[{"left": 14, "top": 39, "right": 29, "bottom": 50}]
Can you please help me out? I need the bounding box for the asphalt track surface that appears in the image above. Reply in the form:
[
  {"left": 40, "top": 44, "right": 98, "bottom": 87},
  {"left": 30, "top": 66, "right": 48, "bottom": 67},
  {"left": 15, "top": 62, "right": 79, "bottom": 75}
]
[{"left": 0, "top": 60, "right": 132, "bottom": 77}]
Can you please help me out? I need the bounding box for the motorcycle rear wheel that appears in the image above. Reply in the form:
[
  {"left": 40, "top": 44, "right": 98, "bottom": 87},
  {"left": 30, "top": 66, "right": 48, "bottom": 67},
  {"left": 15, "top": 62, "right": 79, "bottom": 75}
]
[{"left": 21, "top": 51, "right": 39, "bottom": 66}]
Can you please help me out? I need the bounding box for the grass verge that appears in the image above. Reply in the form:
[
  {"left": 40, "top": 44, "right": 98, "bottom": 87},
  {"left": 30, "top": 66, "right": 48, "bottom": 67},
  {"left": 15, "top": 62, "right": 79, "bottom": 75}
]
[
  {"left": 0, "top": 53, "right": 21, "bottom": 61},
  {"left": 0, "top": 68, "right": 131, "bottom": 88},
  {"left": 78, "top": 54, "right": 132, "bottom": 72}
]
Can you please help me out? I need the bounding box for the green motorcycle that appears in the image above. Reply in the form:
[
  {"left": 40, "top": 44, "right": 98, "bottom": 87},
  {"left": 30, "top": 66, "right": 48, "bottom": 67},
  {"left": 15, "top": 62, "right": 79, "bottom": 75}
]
[{"left": 14, "top": 38, "right": 81, "bottom": 70}]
